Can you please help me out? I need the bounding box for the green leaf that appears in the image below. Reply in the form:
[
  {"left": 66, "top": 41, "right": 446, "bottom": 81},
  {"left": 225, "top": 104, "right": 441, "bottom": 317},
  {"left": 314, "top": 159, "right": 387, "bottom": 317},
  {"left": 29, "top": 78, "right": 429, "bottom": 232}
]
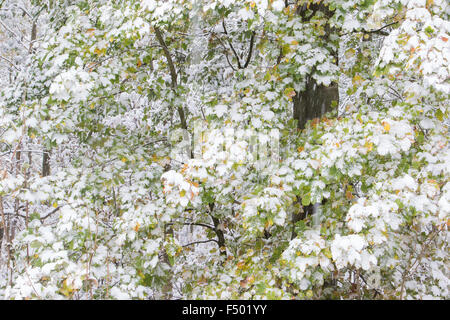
[
  {"left": 425, "top": 26, "right": 434, "bottom": 35},
  {"left": 436, "top": 109, "right": 444, "bottom": 121},
  {"left": 301, "top": 194, "right": 311, "bottom": 206}
]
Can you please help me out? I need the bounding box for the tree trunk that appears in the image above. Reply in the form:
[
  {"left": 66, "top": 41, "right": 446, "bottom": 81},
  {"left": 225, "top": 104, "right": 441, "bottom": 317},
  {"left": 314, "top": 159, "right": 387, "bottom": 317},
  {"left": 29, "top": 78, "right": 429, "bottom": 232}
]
[
  {"left": 211, "top": 215, "right": 227, "bottom": 257},
  {"left": 208, "top": 203, "right": 227, "bottom": 256},
  {"left": 293, "top": 3, "right": 339, "bottom": 130},
  {"left": 293, "top": 78, "right": 339, "bottom": 130},
  {"left": 42, "top": 149, "right": 50, "bottom": 176},
  {"left": 291, "top": 2, "right": 339, "bottom": 233}
]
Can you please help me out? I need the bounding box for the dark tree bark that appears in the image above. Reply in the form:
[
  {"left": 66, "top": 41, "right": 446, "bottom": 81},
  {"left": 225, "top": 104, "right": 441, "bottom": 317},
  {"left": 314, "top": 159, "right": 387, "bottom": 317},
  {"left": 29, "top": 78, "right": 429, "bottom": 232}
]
[
  {"left": 0, "top": 221, "right": 3, "bottom": 251},
  {"left": 293, "top": 78, "right": 339, "bottom": 130},
  {"left": 154, "top": 26, "right": 188, "bottom": 131},
  {"left": 29, "top": 21, "right": 51, "bottom": 179},
  {"left": 293, "top": 3, "right": 339, "bottom": 130},
  {"left": 209, "top": 203, "right": 227, "bottom": 256},
  {"left": 291, "top": 3, "right": 339, "bottom": 233},
  {"left": 42, "top": 148, "right": 50, "bottom": 176}
]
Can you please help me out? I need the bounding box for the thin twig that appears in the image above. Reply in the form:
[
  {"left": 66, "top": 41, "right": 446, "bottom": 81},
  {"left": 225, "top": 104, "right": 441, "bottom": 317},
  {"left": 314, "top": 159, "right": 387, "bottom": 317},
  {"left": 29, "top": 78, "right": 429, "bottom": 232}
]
[
  {"left": 182, "top": 239, "right": 218, "bottom": 247},
  {"left": 0, "top": 55, "right": 21, "bottom": 72}
]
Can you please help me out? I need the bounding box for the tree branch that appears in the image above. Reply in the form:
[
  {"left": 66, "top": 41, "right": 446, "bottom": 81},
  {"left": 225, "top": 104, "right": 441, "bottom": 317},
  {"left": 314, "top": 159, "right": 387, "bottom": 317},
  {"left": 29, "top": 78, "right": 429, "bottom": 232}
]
[
  {"left": 153, "top": 26, "right": 187, "bottom": 130},
  {"left": 182, "top": 239, "right": 218, "bottom": 247},
  {"left": 0, "top": 54, "right": 20, "bottom": 72},
  {"left": 243, "top": 31, "right": 255, "bottom": 69},
  {"left": 40, "top": 206, "right": 60, "bottom": 221},
  {"left": 212, "top": 32, "right": 238, "bottom": 71},
  {"left": 222, "top": 20, "right": 243, "bottom": 69},
  {"left": 0, "top": 19, "right": 30, "bottom": 50},
  {"left": 154, "top": 26, "right": 178, "bottom": 89},
  {"left": 365, "top": 21, "right": 398, "bottom": 35},
  {"left": 166, "top": 221, "right": 215, "bottom": 230}
]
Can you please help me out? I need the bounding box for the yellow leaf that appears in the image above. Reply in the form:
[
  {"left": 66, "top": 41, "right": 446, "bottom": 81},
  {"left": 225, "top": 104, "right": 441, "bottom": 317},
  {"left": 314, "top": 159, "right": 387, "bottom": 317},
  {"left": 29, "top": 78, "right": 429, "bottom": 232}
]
[
  {"left": 291, "top": 40, "right": 299, "bottom": 45},
  {"left": 121, "top": 157, "right": 127, "bottom": 163},
  {"left": 180, "top": 189, "right": 186, "bottom": 197},
  {"left": 345, "top": 48, "right": 355, "bottom": 59},
  {"left": 86, "top": 28, "right": 95, "bottom": 37},
  {"left": 352, "top": 74, "right": 363, "bottom": 85},
  {"left": 240, "top": 278, "right": 248, "bottom": 288},
  {"left": 60, "top": 279, "right": 74, "bottom": 297},
  {"left": 383, "top": 121, "right": 390, "bottom": 132},
  {"left": 53, "top": 202, "right": 58, "bottom": 208},
  {"left": 323, "top": 248, "right": 332, "bottom": 259},
  {"left": 134, "top": 222, "right": 140, "bottom": 232},
  {"left": 364, "top": 141, "right": 373, "bottom": 151},
  {"left": 284, "top": 87, "right": 296, "bottom": 99},
  {"left": 345, "top": 190, "right": 354, "bottom": 200}
]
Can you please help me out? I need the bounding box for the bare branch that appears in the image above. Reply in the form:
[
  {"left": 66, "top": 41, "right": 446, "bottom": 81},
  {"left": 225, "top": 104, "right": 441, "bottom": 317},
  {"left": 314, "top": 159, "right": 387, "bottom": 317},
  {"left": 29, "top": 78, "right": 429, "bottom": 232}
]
[
  {"left": 0, "top": 54, "right": 20, "bottom": 72},
  {"left": 182, "top": 239, "right": 218, "bottom": 247},
  {"left": 153, "top": 26, "right": 188, "bottom": 130},
  {"left": 222, "top": 19, "right": 243, "bottom": 69},
  {"left": 166, "top": 221, "right": 215, "bottom": 230},
  {"left": 243, "top": 31, "right": 255, "bottom": 69},
  {"left": 0, "top": 19, "right": 30, "bottom": 50},
  {"left": 365, "top": 21, "right": 399, "bottom": 35},
  {"left": 40, "top": 206, "right": 60, "bottom": 221},
  {"left": 154, "top": 26, "right": 178, "bottom": 89}
]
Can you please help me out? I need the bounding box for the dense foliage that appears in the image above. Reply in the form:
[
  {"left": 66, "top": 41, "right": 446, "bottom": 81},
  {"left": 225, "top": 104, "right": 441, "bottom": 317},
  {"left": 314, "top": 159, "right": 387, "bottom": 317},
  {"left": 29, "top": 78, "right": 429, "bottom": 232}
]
[{"left": 0, "top": 0, "right": 448, "bottom": 299}]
